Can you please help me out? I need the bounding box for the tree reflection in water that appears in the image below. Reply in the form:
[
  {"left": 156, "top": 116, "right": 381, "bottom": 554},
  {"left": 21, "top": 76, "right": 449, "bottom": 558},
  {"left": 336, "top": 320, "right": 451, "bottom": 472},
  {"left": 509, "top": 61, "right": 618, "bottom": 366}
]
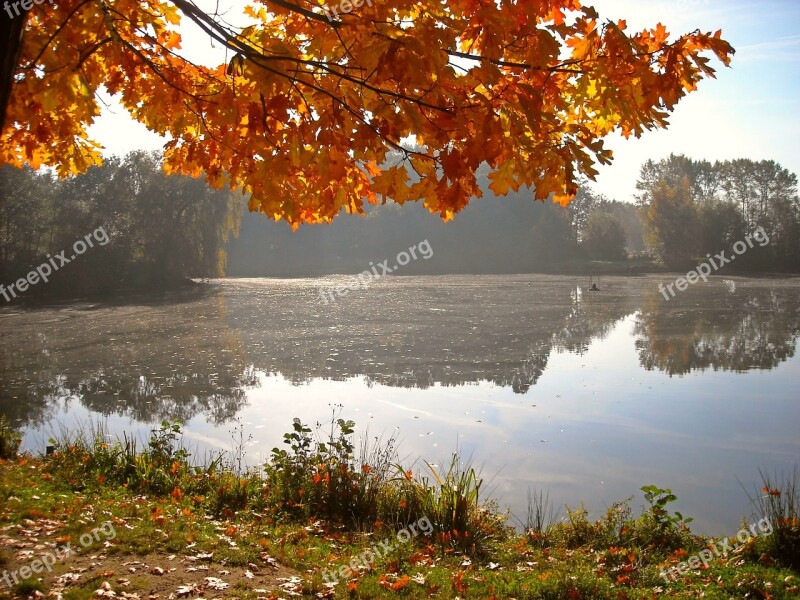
[{"left": 1, "top": 276, "right": 798, "bottom": 427}]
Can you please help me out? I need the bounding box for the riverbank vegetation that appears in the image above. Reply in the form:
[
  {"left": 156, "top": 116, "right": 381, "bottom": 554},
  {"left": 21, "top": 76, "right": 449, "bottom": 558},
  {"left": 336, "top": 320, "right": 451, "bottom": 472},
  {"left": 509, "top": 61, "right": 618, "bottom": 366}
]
[{"left": 0, "top": 417, "right": 797, "bottom": 598}]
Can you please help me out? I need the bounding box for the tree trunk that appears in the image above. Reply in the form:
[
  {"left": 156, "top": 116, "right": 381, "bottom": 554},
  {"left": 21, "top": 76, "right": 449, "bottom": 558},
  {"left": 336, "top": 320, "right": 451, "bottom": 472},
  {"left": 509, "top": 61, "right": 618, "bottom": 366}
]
[{"left": 1, "top": 10, "right": 27, "bottom": 132}]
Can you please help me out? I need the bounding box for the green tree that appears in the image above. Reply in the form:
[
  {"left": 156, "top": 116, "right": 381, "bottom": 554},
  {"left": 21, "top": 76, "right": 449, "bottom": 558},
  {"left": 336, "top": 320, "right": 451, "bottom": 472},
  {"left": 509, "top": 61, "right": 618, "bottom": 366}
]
[
  {"left": 581, "top": 211, "right": 627, "bottom": 261},
  {"left": 642, "top": 178, "right": 700, "bottom": 268},
  {"left": 635, "top": 154, "right": 721, "bottom": 207},
  {"left": 697, "top": 199, "right": 747, "bottom": 257},
  {"left": 0, "top": 151, "right": 242, "bottom": 299},
  {"left": 566, "top": 185, "right": 598, "bottom": 245}
]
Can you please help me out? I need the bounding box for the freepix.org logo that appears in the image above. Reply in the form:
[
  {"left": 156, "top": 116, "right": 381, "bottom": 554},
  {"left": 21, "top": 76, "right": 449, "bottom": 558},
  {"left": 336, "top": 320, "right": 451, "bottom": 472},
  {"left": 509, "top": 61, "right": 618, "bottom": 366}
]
[
  {"left": 2, "top": 521, "right": 116, "bottom": 590},
  {"left": 660, "top": 517, "right": 773, "bottom": 583},
  {"left": 4, "top": 0, "right": 56, "bottom": 20},
  {"left": 322, "top": 516, "right": 433, "bottom": 585},
  {"left": 0, "top": 226, "right": 110, "bottom": 304},
  {"left": 317, "top": 239, "right": 433, "bottom": 305}
]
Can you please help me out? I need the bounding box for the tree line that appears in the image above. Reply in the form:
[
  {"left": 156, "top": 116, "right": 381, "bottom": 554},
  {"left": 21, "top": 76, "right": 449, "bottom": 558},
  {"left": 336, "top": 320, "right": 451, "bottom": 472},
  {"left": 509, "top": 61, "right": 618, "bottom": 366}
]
[
  {"left": 1, "top": 151, "right": 797, "bottom": 299},
  {"left": 223, "top": 154, "right": 797, "bottom": 276},
  {"left": 637, "top": 154, "right": 799, "bottom": 270},
  {"left": 0, "top": 151, "right": 242, "bottom": 299},
  {"left": 223, "top": 161, "right": 646, "bottom": 278}
]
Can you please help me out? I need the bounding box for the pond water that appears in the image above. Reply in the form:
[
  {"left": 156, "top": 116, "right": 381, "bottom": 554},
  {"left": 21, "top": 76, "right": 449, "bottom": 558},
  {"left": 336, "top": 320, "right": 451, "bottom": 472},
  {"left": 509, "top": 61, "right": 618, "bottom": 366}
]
[{"left": 1, "top": 274, "right": 799, "bottom": 535}]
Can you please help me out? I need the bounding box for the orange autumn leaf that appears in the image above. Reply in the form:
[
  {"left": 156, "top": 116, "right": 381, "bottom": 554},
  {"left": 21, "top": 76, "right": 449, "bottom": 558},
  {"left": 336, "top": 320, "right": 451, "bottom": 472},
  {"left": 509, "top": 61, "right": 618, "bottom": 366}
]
[
  {"left": 451, "top": 571, "right": 468, "bottom": 594},
  {"left": 151, "top": 506, "right": 165, "bottom": 524},
  {"left": 391, "top": 575, "right": 410, "bottom": 591},
  {"left": 1, "top": 0, "right": 732, "bottom": 225},
  {"left": 379, "top": 574, "right": 411, "bottom": 592}
]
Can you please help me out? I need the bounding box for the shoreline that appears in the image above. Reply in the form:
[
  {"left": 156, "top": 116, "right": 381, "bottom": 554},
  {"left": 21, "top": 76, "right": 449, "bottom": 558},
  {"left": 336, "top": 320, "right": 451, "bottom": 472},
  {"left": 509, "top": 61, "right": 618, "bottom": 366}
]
[
  {"left": 4, "top": 271, "right": 800, "bottom": 309},
  {"left": 0, "top": 418, "right": 797, "bottom": 599}
]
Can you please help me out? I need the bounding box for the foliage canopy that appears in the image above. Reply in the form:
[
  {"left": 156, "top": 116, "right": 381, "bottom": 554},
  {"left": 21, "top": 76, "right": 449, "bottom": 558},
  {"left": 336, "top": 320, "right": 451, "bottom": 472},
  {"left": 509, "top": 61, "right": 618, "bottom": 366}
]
[{"left": 1, "top": 0, "right": 732, "bottom": 225}]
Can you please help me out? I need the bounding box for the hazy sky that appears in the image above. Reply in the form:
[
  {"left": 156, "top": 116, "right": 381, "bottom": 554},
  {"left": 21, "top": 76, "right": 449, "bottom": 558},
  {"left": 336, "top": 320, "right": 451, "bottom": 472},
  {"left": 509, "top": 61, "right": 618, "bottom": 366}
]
[{"left": 87, "top": 0, "right": 800, "bottom": 204}]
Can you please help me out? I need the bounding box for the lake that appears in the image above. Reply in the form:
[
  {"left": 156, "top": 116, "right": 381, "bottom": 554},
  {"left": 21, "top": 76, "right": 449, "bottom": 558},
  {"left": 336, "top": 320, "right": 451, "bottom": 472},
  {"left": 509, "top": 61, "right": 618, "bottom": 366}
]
[{"left": 1, "top": 274, "right": 798, "bottom": 535}]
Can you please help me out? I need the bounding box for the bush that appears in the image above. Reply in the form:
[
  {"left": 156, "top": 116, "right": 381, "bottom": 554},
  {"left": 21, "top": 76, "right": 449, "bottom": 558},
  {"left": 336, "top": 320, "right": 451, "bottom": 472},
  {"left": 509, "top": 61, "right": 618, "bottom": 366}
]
[{"left": 263, "top": 413, "right": 504, "bottom": 556}]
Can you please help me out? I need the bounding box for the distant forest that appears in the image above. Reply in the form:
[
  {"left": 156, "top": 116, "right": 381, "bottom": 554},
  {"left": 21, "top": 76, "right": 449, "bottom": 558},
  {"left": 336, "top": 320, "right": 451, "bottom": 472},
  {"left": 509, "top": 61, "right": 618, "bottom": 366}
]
[
  {"left": 225, "top": 153, "right": 799, "bottom": 276},
  {"left": 0, "top": 152, "right": 798, "bottom": 300},
  {"left": 226, "top": 178, "right": 644, "bottom": 277}
]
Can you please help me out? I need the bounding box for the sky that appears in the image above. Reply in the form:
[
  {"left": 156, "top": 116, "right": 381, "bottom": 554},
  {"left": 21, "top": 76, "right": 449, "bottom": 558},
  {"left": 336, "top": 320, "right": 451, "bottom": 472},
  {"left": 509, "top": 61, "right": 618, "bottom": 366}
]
[{"left": 86, "top": 0, "right": 800, "bottom": 204}]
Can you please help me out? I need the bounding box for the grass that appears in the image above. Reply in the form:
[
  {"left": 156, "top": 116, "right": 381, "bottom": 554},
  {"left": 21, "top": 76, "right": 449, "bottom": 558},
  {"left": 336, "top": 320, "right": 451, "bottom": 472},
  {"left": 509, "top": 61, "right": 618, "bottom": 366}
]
[
  {"left": 746, "top": 467, "right": 800, "bottom": 569},
  {"left": 0, "top": 417, "right": 797, "bottom": 599},
  {"left": 0, "top": 416, "right": 20, "bottom": 460}
]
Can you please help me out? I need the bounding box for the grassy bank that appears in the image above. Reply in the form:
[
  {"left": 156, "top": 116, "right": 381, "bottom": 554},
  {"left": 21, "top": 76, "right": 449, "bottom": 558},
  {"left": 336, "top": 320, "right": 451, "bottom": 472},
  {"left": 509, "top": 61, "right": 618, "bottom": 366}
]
[{"left": 0, "top": 415, "right": 798, "bottom": 599}]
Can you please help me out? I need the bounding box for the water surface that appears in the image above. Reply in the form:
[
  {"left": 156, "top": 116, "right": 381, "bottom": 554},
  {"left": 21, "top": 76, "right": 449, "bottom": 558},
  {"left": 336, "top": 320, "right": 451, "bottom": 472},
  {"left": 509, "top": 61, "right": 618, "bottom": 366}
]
[{"left": 1, "top": 274, "right": 798, "bottom": 534}]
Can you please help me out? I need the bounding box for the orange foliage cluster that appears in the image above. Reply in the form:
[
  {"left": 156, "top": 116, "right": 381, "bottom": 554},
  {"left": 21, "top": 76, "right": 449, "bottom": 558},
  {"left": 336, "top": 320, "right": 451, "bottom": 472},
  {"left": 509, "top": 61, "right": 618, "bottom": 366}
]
[{"left": 2, "top": 0, "right": 732, "bottom": 225}]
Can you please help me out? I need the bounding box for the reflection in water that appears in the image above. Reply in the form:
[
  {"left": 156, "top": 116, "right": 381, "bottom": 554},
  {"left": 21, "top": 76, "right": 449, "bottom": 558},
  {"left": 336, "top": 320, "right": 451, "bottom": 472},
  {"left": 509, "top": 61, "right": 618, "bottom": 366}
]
[
  {"left": 0, "top": 290, "right": 255, "bottom": 426},
  {"left": 0, "top": 276, "right": 798, "bottom": 427},
  {"left": 635, "top": 281, "right": 800, "bottom": 375},
  {"left": 223, "top": 277, "right": 639, "bottom": 395}
]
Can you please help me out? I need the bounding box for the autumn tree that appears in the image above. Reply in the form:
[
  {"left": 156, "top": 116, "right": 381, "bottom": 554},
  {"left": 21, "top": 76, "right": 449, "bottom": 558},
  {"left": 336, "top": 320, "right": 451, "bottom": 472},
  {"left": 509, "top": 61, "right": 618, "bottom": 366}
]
[
  {"left": 635, "top": 154, "right": 721, "bottom": 206},
  {"left": 1, "top": 0, "right": 732, "bottom": 226},
  {"left": 642, "top": 178, "right": 699, "bottom": 268}
]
